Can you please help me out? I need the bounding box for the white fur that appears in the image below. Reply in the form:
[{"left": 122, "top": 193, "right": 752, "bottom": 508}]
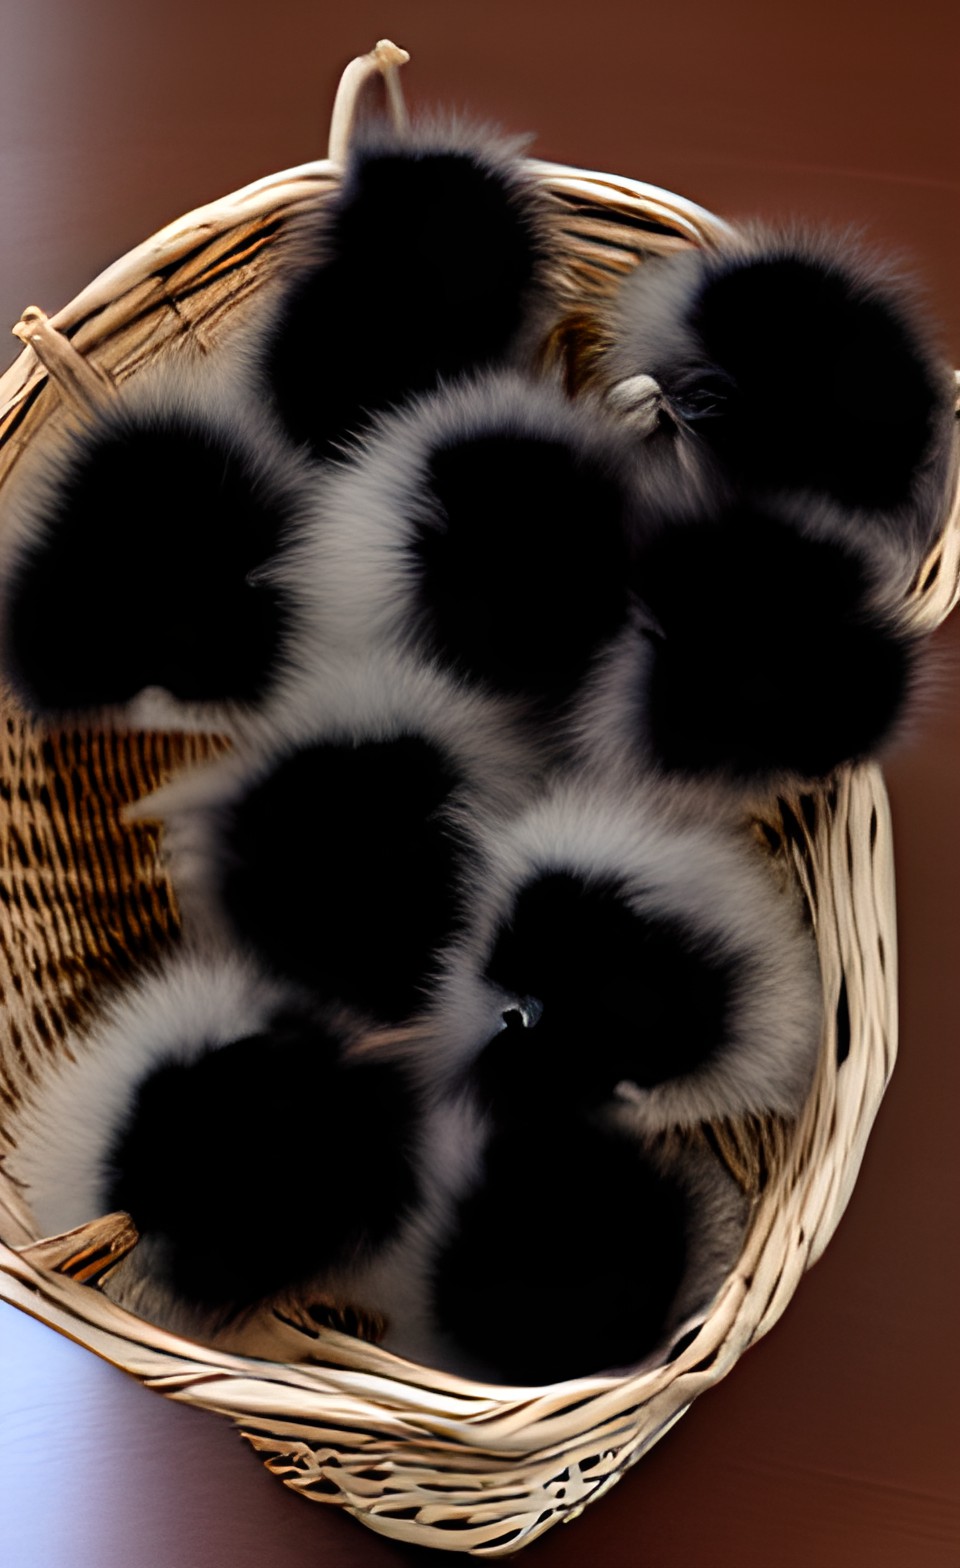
[
  {"left": 6, "top": 951, "right": 286, "bottom": 1241},
  {"left": 127, "top": 646, "right": 550, "bottom": 949},
  {"left": 566, "top": 612, "right": 676, "bottom": 800},
  {"left": 240, "top": 637, "right": 548, "bottom": 805},
  {"left": 414, "top": 774, "right": 823, "bottom": 1128}
]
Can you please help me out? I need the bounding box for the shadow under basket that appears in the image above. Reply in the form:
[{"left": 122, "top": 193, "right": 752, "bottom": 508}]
[{"left": 1, "top": 47, "right": 959, "bottom": 1556}]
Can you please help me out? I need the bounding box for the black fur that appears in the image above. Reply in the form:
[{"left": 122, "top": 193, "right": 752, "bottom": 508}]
[
  {"left": 410, "top": 430, "right": 632, "bottom": 705},
  {"left": 688, "top": 254, "right": 944, "bottom": 512},
  {"left": 632, "top": 504, "right": 915, "bottom": 781},
  {"left": 431, "top": 1115, "right": 689, "bottom": 1383},
  {"left": 5, "top": 410, "right": 295, "bottom": 714},
  {"left": 611, "top": 230, "right": 957, "bottom": 541},
  {"left": 474, "top": 870, "right": 736, "bottom": 1115},
  {"left": 106, "top": 1007, "right": 420, "bottom": 1311},
  {"left": 260, "top": 129, "right": 551, "bottom": 457},
  {"left": 219, "top": 735, "right": 470, "bottom": 1021}
]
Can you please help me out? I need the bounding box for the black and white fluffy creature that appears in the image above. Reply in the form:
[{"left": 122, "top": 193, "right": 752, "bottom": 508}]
[
  {"left": 317, "top": 1079, "right": 750, "bottom": 1385},
  {"left": 604, "top": 224, "right": 958, "bottom": 557},
  {"left": 574, "top": 489, "right": 921, "bottom": 788},
  {"left": 245, "top": 117, "right": 557, "bottom": 459},
  {"left": 419, "top": 778, "right": 822, "bottom": 1130},
  {"left": 275, "top": 371, "right": 648, "bottom": 717},
  {"left": 0, "top": 371, "right": 310, "bottom": 725},
  {"left": 427, "top": 1110, "right": 750, "bottom": 1384},
  {"left": 7, "top": 954, "right": 421, "bottom": 1333},
  {"left": 131, "top": 654, "right": 541, "bottom": 1025}
]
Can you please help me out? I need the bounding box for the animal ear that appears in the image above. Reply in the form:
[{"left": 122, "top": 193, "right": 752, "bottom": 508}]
[
  {"left": 0, "top": 384, "right": 305, "bottom": 721},
  {"left": 606, "top": 225, "right": 957, "bottom": 547},
  {"left": 253, "top": 116, "right": 557, "bottom": 457}
]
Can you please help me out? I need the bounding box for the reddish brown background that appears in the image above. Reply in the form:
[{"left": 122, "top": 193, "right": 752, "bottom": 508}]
[{"left": 1, "top": 2, "right": 958, "bottom": 1564}]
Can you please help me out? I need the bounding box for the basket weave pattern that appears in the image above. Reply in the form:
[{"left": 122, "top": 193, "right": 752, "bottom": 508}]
[{"left": 0, "top": 85, "right": 958, "bottom": 1553}]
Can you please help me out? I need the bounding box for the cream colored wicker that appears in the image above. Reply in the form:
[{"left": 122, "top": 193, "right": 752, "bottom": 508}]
[{"left": 0, "top": 41, "right": 958, "bottom": 1558}]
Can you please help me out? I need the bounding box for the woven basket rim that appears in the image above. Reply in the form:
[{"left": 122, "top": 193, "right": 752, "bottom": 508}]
[{"left": 0, "top": 154, "right": 734, "bottom": 412}]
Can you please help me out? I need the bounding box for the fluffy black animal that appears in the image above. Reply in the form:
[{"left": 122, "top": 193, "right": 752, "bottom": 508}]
[
  {"left": 639, "top": 501, "right": 917, "bottom": 781},
  {"left": 470, "top": 866, "right": 738, "bottom": 1118},
  {"left": 604, "top": 224, "right": 958, "bottom": 554},
  {"left": 249, "top": 117, "right": 556, "bottom": 458},
  {"left": 8, "top": 954, "right": 421, "bottom": 1329},
  {"left": 131, "top": 655, "right": 539, "bottom": 1026},
  {"left": 284, "top": 372, "right": 644, "bottom": 714},
  {"left": 215, "top": 732, "right": 470, "bottom": 1023},
  {"left": 106, "top": 1010, "right": 419, "bottom": 1312},
  {"left": 576, "top": 490, "right": 920, "bottom": 786},
  {"left": 428, "top": 1111, "right": 749, "bottom": 1384},
  {"left": 299, "top": 1057, "right": 750, "bottom": 1385},
  {"left": 425, "top": 779, "right": 822, "bottom": 1130},
  {"left": 0, "top": 375, "right": 308, "bottom": 721}
]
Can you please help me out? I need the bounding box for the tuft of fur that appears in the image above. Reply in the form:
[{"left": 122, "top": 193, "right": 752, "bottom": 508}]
[
  {"left": 243, "top": 114, "right": 559, "bottom": 459},
  {"left": 271, "top": 370, "right": 643, "bottom": 714},
  {"left": 7, "top": 952, "right": 422, "bottom": 1330},
  {"left": 0, "top": 363, "right": 313, "bottom": 727},
  {"left": 232, "top": 632, "right": 552, "bottom": 803},
  {"left": 604, "top": 223, "right": 959, "bottom": 556},
  {"left": 420, "top": 777, "right": 823, "bottom": 1129}
]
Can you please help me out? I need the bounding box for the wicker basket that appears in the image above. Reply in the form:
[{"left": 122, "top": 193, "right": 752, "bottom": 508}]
[{"left": 0, "top": 41, "right": 958, "bottom": 1557}]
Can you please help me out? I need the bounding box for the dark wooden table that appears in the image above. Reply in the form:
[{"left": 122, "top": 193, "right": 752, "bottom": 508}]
[{"left": 1, "top": 2, "right": 958, "bottom": 1563}]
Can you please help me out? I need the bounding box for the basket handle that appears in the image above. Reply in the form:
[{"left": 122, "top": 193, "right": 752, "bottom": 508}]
[{"left": 327, "top": 38, "right": 411, "bottom": 166}]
